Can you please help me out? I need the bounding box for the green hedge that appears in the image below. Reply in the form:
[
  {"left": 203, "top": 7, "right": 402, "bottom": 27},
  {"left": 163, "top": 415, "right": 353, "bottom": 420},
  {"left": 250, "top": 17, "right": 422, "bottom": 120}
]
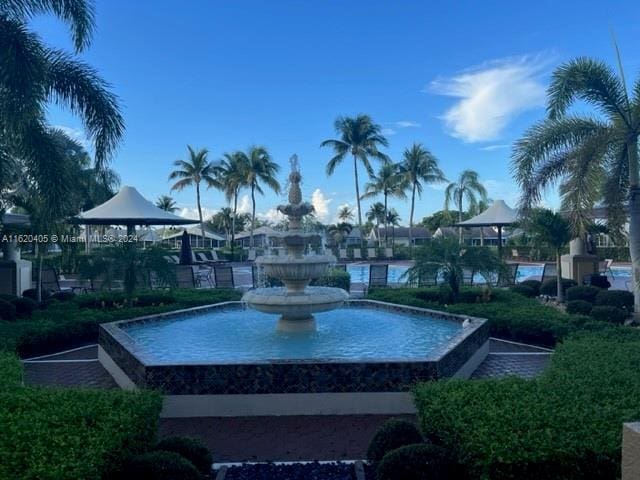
[
  {"left": 0, "top": 289, "right": 242, "bottom": 356},
  {"left": 0, "top": 386, "right": 162, "bottom": 480},
  {"left": 310, "top": 268, "right": 351, "bottom": 292},
  {"left": 414, "top": 329, "right": 640, "bottom": 479},
  {"left": 367, "top": 288, "right": 595, "bottom": 347}
]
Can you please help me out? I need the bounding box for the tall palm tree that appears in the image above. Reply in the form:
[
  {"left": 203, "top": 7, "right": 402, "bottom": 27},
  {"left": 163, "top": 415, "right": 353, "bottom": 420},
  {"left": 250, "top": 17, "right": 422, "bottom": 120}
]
[
  {"left": 511, "top": 55, "right": 640, "bottom": 314},
  {"left": 0, "top": 0, "right": 124, "bottom": 221},
  {"left": 156, "top": 195, "right": 177, "bottom": 213},
  {"left": 214, "top": 152, "right": 248, "bottom": 255},
  {"left": 444, "top": 170, "right": 488, "bottom": 244},
  {"left": 237, "top": 146, "right": 280, "bottom": 248},
  {"left": 338, "top": 206, "right": 354, "bottom": 223},
  {"left": 399, "top": 143, "right": 447, "bottom": 248},
  {"left": 208, "top": 207, "right": 234, "bottom": 244},
  {"left": 362, "top": 162, "right": 407, "bottom": 246},
  {"left": 327, "top": 222, "right": 353, "bottom": 248},
  {"left": 169, "top": 146, "right": 218, "bottom": 244},
  {"left": 386, "top": 209, "right": 401, "bottom": 247},
  {"left": 321, "top": 114, "right": 389, "bottom": 244},
  {"left": 366, "top": 202, "right": 386, "bottom": 247}
]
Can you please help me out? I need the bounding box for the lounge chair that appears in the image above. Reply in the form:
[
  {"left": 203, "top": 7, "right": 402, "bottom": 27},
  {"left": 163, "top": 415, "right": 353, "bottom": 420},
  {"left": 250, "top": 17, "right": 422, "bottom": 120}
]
[
  {"left": 175, "top": 265, "right": 196, "bottom": 289},
  {"left": 339, "top": 248, "right": 348, "bottom": 261},
  {"left": 195, "top": 252, "right": 210, "bottom": 263},
  {"left": 214, "top": 265, "right": 235, "bottom": 288},
  {"left": 367, "top": 248, "right": 378, "bottom": 260},
  {"left": 352, "top": 248, "right": 362, "bottom": 261},
  {"left": 384, "top": 247, "right": 393, "bottom": 260},
  {"left": 369, "top": 264, "right": 389, "bottom": 288},
  {"left": 41, "top": 266, "right": 85, "bottom": 294},
  {"left": 164, "top": 255, "right": 178, "bottom": 264},
  {"left": 541, "top": 262, "right": 557, "bottom": 283}
]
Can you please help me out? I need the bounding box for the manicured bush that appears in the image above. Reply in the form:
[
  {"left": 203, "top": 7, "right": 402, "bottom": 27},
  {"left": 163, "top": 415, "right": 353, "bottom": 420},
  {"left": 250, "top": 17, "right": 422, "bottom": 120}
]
[
  {"left": 414, "top": 331, "right": 640, "bottom": 479},
  {"left": 156, "top": 436, "right": 212, "bottom": 475},
  {"left": 376, "top": 443, "right": 458, "bottom": 480},
  {"left": 51, "top": 291, "right": 76, "bottom": 302},
  {"left": 456, "top": 289, "right": 482, "bottom": 303},
  {"left": 540, "top": 278, "right": 578, "bottom": 296},
  {"left": 115, "top": 450, "right": 200, "bottom": 480},
  {"left": 509, "top": 284, "right": 536, "bottom": 298},
  {"left": 366, "top": 418, "right": 423, "bottom": 464},
  {"left": 310, "top": 268, "right": 351, "bottom": 292},
  {"left": 0, "top": 294, "right": 18, "bottom": 302},
  {"left": 134, "top": 292, "right": 176, "bottom": 307},
  {"left": 11, "top": 297, "right": 38, "bottom": 318},
  {"left": 566, "top": 300, "right": 592, "bottom": 316},
  {"left": 0, "top": 388, "right": 163, "bottom": 480},
  {"left": 588, "top": 274, "right": 611, "bottom": 289},
  {"left": 590, "top": 305, "right": 628, "bottom": 325},
  {"left": 520, "top": 280, "right": 541, "bottom": 296},
  {"left": 0, "top": 299, "right": 17, "bottom": 321},
  {"left": 595, "top": 290, "right": 634, "bottom": 312},
  {"left": 22, "top": 288, "right": 50, "bottom": 302},
  {"left": 566, "top": 285, "right": 600, "bottom": 303},
  {"left": 0, "top": 353, "right": 23, "bottom": 390}
]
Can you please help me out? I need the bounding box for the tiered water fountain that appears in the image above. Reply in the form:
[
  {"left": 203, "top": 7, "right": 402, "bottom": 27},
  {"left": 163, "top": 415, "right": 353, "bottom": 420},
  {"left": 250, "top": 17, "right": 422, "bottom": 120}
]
[{"left": 242, "top": 156, "right": 349, "bottom": 332}]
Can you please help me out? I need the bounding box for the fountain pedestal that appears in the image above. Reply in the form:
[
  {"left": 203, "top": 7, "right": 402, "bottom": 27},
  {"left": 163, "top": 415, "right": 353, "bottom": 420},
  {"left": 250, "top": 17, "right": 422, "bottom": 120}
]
[{"left": 242, "top": 156, "right": 348, "bottom": 331}]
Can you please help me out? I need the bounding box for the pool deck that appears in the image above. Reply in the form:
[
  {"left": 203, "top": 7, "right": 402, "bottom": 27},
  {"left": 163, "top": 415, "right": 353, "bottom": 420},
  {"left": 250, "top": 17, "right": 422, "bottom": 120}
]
[{"left": 22, "top": 338, "right": 551, "bottom": 462}]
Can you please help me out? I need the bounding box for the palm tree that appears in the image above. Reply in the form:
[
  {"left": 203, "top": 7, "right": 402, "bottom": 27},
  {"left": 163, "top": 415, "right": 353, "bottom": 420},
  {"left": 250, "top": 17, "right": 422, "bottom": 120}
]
[
  {"left": 0, "top": 0, "right": 124, "bottom": 222},
  {"left": 362, "top": 162, "right": 407, "bottom": 246},
  {"left": 321, "top": 114, "right": 389, "bottom": 243},
  {"left": 526, "top": 209, "right": 572, "bottom": 301},
  {"left": 169, "top": 146, "right": 218, "bottom": 244},
  {"left": 444, "top": 170, "right": 488, "bottom": 244},
  {"left": 511, "top": 55, "right": 640, "bottom": 314},
  {"left": 338, "top": 206, "right": 355, "bottom": 223},
  {"left": 386, "top": 209, "right": 401, "bottom": 247},
  {"left": 399, "top": 143, "right": 447, "bottom": 248},
  {"left": 156, "top": 195, "right": 177, "bottom": 213},
  {"left": 208, "top": 207, "right": 234, "bottom": 244},
  {"left": 237, "top": 146, "right": 280, "bottom": 248},
  {"left": 366, "top": 202, "right": 386, "bottom": 247},
  {"left": 214, "top": 152, "right": 248, "bottom": 256},
  {"left": 327, "top": 222, "right": 353, "bottom": 248}
]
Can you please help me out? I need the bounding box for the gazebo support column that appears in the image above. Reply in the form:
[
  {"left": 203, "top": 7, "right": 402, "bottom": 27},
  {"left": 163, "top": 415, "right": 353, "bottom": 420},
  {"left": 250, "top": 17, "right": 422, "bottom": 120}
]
[{"left": 497, "top": 226, "right": 503, "bottom": 258}]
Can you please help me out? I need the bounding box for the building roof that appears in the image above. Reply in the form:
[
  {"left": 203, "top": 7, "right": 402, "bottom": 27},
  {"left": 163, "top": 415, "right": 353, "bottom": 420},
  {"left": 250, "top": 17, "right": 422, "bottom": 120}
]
[
  {"left": 456, "top": 200, "right": 518, "bottom": 227},
  {"left": 71, "top": 186, "right": 198, "bottom": 226}
]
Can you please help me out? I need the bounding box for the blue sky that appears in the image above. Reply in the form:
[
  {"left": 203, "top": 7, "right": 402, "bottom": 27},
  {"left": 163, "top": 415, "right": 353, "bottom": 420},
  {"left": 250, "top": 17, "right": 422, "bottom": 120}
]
[{"left": 34, "top": 0, "right": 640, "bottom": 225}]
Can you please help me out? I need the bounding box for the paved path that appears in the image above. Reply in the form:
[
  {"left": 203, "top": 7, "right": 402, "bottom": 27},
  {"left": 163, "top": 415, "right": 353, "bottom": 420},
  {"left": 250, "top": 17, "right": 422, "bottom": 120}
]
[{"left": 22, "top": 338, "right": 551, "bottom": 461}]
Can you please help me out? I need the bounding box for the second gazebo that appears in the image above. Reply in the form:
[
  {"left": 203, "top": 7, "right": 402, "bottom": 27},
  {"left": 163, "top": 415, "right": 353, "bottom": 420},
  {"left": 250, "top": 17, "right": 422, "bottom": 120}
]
[{"left": 455, "top": 200, "right": 518, "bottom": 256}]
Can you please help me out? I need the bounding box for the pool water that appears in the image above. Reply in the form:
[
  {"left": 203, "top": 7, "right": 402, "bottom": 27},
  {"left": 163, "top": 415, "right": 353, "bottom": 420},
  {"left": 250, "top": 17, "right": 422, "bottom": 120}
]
[{"left": 123, "top": 306, "right": 462, "bottom": 364}]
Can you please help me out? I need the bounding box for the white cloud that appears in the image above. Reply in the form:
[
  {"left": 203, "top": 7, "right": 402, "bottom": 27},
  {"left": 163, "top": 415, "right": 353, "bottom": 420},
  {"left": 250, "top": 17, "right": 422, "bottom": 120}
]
[
  {"left": 381, "top": 128, "right": 397, "bottom": 136},
  {"left": 311, "top": 188, "right": 332, "bottom": 221},
  {"left": 428, "top": 55, "right": 548, "bottom": 143},
  {"left": 480, "top": 144, "right": 510, "bottom": 152},
  {"left": 237, "top": 194, "right": 251, "bottom": 214},
  {"left": 395, "top": 120, "right": 421, "bottom": 128},
  {"left": 178, "top": 206, "right": 218, "bottom": 221},
  {"left": 258, "top": 208, "right": 284, "bottom": 223},
  {"left": 53, "top": 125, "right": 91, "bottom": 150}
]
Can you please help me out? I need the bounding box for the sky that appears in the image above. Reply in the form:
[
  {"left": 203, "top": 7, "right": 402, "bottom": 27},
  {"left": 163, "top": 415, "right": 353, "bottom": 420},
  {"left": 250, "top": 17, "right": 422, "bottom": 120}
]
[{"left": 34, "top": 0, "right": 640, "bottom": 226}]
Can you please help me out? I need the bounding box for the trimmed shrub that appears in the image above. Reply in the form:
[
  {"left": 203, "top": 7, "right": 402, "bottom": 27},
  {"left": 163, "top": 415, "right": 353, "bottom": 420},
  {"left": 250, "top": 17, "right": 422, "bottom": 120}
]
[
  {"left": 540, "top": 278, "right": 578, "bottom": 296},
  {"left": 376, "top": 443, "right": 457, "bottom": 480},
  {"left": 310, "top": 268, "right": 351, "bottom": 292},
  {"left": 456, "top": 288, "right": 489, "bottom": 304},
  {"left": 116, "top": 451, "right": 200, "bottom": 480},
  {"left": 566, "top": 300, "right": 592, "bottom": 316},
  {"left": 566, "top": 285, "right": 600, "bottom": 303},
  {"left": 22, "top": 288, "right": 50, "bottom": 302},
  {"left": 0, "top": 353, "right": 23, "bottom": 390},
  {"left": 366, "top": 418, "right": 423, "bottom": 464},
  {"left": 0, "top": 294, "right": 18, "bottom": 302},
  {"left": 135, "top": 292, "right": 176, "bottom": 307},
  {"left": 414, "top": 332, "right": 640, "bottom": 479},
  {"left": 51, "top": 291, "right": 76, "bottom": 302},
  {"left": 520, "top": 280, "right": 541, "bottom": 296},
  {"left": 589, "top": 275, "right": 611, "bottom": 289},
  {"left": 509, "top": 284, "right": 536, "bottom": 298},
  {"left": 595, "top": 290, "right": 634, "bottom": 312},
  {"left": 590, "top": 305, "right": 628, "bottom": 325},
  {"left": 11, "top": 297, "right": 38, "bottom": 318},
  {"left": 0, "top": 299, "right": 17, "bottom": 321},
  {"left": 156, "top": 436, "right": 212, "bottom": 475}
]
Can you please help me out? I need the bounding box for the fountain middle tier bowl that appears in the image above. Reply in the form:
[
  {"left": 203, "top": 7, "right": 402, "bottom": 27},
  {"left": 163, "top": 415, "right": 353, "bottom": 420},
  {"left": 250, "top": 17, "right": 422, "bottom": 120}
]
[
  {"left": 256, "top": 254, "right": 335, "bottom": 282},
  {"left": 242, "top": 286, "right": 349, "bottom": 320}
]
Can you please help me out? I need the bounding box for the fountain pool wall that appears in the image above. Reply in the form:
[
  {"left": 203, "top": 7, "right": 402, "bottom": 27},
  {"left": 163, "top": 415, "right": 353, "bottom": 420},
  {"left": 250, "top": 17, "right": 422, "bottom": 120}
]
[{"left": 99, "top": 300, "right": 489, "bottom": 417}]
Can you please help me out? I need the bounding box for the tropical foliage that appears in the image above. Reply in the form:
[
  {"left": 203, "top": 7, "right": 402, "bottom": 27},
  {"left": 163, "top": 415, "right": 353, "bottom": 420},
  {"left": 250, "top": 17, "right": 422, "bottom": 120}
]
[{"left": 444, "top": 170, "right": 488, "bottom": 243}]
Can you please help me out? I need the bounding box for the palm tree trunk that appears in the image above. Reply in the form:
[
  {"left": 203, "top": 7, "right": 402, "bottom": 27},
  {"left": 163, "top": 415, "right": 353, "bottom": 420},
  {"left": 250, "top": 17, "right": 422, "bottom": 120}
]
[
  {"left": 231, "top": 190, "right": 238, "bottom": 260},
  {"left": 250, "top": 183, "right": 256, "bottom": 248},
  {"left": 353, "top": 154, "right": 364, "bottom": 248},
  {"left": 409, "top": 182, "right": 416, "bottom": 250},
  {"left": 458, "top": 191, "right": 463, "bottom": 245},
  {"left": 384, "top": 193, "right": 388, "bottom": 248},
  {"left": 627, "top": 137, "right": 640, "bottom": 319},
  {"left": 556, "top": 248, "right": 563, "bottom": 302},
  {"left": 196, "top": 182, "right": 204, "bottom": 249}
]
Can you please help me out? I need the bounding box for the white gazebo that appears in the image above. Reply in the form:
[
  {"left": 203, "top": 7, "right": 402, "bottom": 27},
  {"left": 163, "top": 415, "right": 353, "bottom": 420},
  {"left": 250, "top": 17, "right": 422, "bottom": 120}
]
[
  {"left": 70, "top": 186, "right": 198, "bottom": 250},
  {"left": 455, "top": 200, "right": 518, "bottom": 256}
]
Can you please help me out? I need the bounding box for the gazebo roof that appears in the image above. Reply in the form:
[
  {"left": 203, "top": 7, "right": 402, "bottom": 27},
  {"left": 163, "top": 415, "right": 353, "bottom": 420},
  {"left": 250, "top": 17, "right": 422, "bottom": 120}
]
[
  {"left": 71, "top": 186, "right": 198, "bottom": 226},
  {"left": 455, "top": 200, "right": 518, "bottom": 227},
  {"left": 1, "top": 212, "right": 30, "bottom": 226}
]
